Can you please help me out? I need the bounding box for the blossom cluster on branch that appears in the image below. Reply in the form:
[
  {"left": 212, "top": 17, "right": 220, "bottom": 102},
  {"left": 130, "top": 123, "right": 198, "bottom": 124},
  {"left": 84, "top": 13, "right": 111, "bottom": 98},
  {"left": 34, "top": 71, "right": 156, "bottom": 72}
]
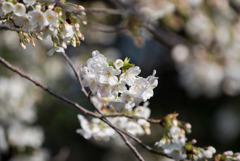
[
  {"left": 0, "top": 0, "right": 85, "bottom": 55},
  {"left": 0, "top": 0, "right": 240, "bottom": 161},
  {"left": 77, "top": 50, "right": 157, "bottom": 140}
]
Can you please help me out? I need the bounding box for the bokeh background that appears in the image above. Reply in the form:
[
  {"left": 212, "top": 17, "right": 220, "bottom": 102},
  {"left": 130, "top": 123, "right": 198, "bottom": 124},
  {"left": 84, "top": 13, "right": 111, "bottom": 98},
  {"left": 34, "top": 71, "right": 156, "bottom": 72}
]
[{"left": 1, "top": 0, "right": 240, "bottom": 161}]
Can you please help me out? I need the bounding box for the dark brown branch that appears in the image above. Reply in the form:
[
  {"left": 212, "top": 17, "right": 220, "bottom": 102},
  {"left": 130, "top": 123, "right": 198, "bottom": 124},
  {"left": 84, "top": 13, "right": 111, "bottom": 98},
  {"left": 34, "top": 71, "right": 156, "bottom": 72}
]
[
  {"left": 60, "top": 52, "right": 89, "bottom": 97},
  {"left": 101, "top": 117, "right": 145, "bottom": 161},
  {"left": 100, "top": 115, "right": 171, "bottom": 158},
  {"left": 60, "top": 51, "right": 146, "bottom": 161},
  {"left": 143, "top": 22, "right": 189, "bottom": 48},
  {"left": 60, "top": 52, "right": 171, "bottom": 160}
]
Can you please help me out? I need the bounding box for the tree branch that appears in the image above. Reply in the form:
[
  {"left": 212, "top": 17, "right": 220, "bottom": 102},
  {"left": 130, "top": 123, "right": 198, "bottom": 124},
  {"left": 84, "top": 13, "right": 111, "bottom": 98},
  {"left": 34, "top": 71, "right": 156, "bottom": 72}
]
[
  {"left": 60, "top": 52, "right": 145, "bottom": 161},
  {"left": 0, "top": 56, "right": 99, "bottom": 118},
  {"left": 60, "top": 52, "right": 171, "bottom": 160}
]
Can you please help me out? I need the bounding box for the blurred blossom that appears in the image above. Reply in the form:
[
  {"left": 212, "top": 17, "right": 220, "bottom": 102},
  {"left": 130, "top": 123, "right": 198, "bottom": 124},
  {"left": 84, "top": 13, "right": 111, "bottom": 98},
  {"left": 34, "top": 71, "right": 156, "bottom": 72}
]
[
  {"left": 0, "top": 75, "right": 47, "bottom": 160},
  {"left": 178, "top": 59, "right": 224, "bottom": 97},
  {"left": 8, "top": 123, "right": 44, "bottom": 149},
  {"left": 0, "top": 125, "right": 9, "bottom": 152},
  {"left": 187, "top": 0, "right": 203, "bottom": 7},
  {"left": 185, "top": 12, "right": 214, "bottom": 46},
  {"left": 0, "top": 76, "right": 38, "bottom": 124},
  {"left": 171, "top": 44, "right": 189, "bottom": 63},
  {"left": 138, "top": 0, "right": 176, "bottom": 21},
  {"left": 215, "top": 25, "right": 231, "bottom": 46}
]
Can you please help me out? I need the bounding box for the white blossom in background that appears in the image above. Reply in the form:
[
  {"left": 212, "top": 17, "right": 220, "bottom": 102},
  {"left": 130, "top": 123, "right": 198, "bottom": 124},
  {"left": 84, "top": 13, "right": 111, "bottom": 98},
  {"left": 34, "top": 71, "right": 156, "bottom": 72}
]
[
  {"left": 0, "top": 125, "right": 9, "bottom": 152},
  {"left": 0, "top": 77, "right": 38, "bottom": 124},
  {"left": 138, "top": 0, "right": 176, "bottom": 21},
  {"left": 8, "top": 123, "right": 44, "bottom": 149},
  {"left": 0, "top": 75, "right": 48, "bottom": 160}
]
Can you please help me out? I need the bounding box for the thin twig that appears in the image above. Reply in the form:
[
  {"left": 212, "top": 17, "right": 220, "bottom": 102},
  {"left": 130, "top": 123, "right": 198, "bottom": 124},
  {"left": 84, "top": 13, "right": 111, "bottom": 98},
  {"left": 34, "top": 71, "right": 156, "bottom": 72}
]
[
  {"left": 60, "top": 52, "right": 88, "bottom": 97},
  {"left": 101, "top": 117, "right": 145, "bottom": 161},
  {"left": 86, "top": 20, "right": 127, "bottom": 33},
  {"left": 60, "top": 52, "right": 146, "bottom": 161},
  {"left": 60, "top": 52, "right": 171, "bottom": 159}
]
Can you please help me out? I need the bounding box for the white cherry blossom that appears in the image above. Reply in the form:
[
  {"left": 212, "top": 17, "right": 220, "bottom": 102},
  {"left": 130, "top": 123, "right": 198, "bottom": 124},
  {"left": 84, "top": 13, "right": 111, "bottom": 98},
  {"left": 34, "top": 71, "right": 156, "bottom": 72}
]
[
  {"left": 76, "top": 115, "right": 92, "bottom": 139},
  {"left": 98, "top": 66, "right": 120, "bottom": 85},
  {"left": 82, "top": 73, "right": 99, "bottom": 94},
  {"left": 14, "top": 15, "right": 31, "bottom": 29},
  {"left": 126, "top": 121, "right": 144, "bottom": 136},
  {"left": 45, "top": 9, "right": 58, "bottom": 27},
  {"left": 2, "top": 1, "right": 14, "bottom": 13},
  {"left": 170, "top": 126, "right": 181, "bottom": 139},
  {"left": 120, "top": 66, "right": 141, "bottom": 86},
  {"left": 13, "top": 3, "right": 26, "bottom": 17},
  {"left": 134, "top": 104, "right": 151, "bottom": 119},
  {"left": 28, "top": 10, "right": 49, "bottom": 29},
  {"left": 87, "top": 50, "right": 108, "bottom": 73},
  {"left": 60, "top": 22, "right": 75, "bottom": 44},
  {"left": 114, "top": 59, "right": 123, "bottom": 69}
]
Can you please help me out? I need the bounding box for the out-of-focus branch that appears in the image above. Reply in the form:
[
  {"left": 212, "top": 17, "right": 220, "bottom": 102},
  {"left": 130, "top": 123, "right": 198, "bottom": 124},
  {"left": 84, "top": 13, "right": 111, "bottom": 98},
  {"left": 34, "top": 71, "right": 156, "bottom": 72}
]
[
  {"left": 60, "top": 52, "right": 89, "bottom": 97},
  {"left": 85, "top": 20, "right": 127, "bottom": 33},
  {"left": 143, "top": 22, "right": 189, "bottom": 48}
]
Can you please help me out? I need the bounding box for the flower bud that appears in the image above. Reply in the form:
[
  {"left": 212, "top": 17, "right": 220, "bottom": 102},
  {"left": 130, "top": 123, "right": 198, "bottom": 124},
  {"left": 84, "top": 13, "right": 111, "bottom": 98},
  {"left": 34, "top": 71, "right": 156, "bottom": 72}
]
[
  {"left": 34, "top": 34, "right": 42, "bottom": 40},
  {"left": 74, "top": 23, "right": 80, "bottom": 31},
  {"left": 61, "top": 41, "right": 67, "bottom": 49},
  {"left": 71, "top": 37, "right": 76, "bottom": 47},
  {"left": 30, "top": 38, "right": 35, "bottom": 47},
  {"left": 19, "top": 40, "right": 26, "bottom": 49}
]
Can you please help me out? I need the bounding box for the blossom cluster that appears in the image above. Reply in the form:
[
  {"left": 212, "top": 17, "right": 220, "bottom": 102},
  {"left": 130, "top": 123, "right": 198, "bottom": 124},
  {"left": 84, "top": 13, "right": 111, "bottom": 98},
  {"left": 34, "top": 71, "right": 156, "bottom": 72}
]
[
  {"left": 135, "top": 0, "right": 240, "bottom": 97},
  {"left": 214, "top": 151, "right": 240, "bottom": 161},
  {"left": 155, "top": 113, "right": 216, "bottom": 160},
  {"left": 0, "top": 76, "right": 48, "bottom": 161},
  {"left": 77, "top": 50, "right": 158, "bottom": 140},
  {"left": 0, "top": 0, "right": 85, "bottom": 54}
]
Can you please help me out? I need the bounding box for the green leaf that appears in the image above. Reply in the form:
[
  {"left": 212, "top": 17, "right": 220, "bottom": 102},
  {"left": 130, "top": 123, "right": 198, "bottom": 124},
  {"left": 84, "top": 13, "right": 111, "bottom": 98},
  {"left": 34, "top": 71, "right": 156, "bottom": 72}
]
[
  {"left": 123, "top": 57, "right": 134, "bottom": 69},
  {"left": 108, "top": 60, "right": 115, "bottom": 68}
]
